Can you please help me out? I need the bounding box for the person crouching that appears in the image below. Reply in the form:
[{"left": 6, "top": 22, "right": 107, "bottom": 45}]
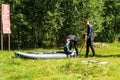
[{"left": 64, "top": 39, "right": 76, "bottom": 58}]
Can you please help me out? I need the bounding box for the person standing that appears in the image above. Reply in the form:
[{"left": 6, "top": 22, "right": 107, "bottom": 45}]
[
  {"left": 67, "top": 35, "right": 78, "bottom": 56},
  {"left": 84, "top": 19, "right": 95, "bottom": 58}
]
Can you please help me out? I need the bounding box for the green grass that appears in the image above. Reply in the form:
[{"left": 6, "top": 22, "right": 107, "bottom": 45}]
[{"left": 0, "top": 43, "right": 120, "bottom": 80}]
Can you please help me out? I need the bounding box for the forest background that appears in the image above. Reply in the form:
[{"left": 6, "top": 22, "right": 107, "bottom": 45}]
[{"left": 0, "top": 0, "right": 120, "bottom": 49}]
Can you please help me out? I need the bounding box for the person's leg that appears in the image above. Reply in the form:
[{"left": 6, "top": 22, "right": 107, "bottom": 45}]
[
  {"left": 85, "top": 39, "right": 90, "bottom": 57},
  {"left": 69, "top": 40, "right": 72, "bottom": 50},
  {"left": 66, "top": 51, "right": 72, "bottom": 58},
  {"left": 73, "top": 41, "right": 78, "bottom": 56},
  {"left": 90, "top": 41, "right": 95, "bottom": 57}
]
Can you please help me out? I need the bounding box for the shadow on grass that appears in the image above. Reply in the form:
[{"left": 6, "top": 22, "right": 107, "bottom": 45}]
[
  {"left": 78, "top": 54, "right": 120, "bottom": 58},
  {"left": 96, "top": 54, "right": 120, "bottom": 58}
]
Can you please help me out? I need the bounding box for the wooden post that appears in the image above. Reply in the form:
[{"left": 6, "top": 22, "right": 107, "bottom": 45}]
[
  {"left": 8, "top": 34, "right": 10, "bottom": 51},
  {"left": 1, "top": 23, "right": 3, "bottom": 51}
]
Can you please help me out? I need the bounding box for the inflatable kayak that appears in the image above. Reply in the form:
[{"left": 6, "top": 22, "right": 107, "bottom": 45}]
[{"left": 14, "top": 52, "right": 67, "bottom": 59}]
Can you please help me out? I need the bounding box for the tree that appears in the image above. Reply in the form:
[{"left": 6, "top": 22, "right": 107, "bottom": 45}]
[
  {"left": 98, "top": 0, "right": 120, "bottom": 42},
  {"left": 1, "top": 0, "right": 119, "bottom": 49}
]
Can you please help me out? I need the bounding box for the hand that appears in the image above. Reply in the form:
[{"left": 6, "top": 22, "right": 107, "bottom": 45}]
[{"left": 85, "top": 35, "right": 87, "bottom": 41}]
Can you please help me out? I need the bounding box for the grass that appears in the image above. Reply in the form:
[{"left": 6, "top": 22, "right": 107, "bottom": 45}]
[{"left": 0, "top": 43, "right": 120, "bottom": 80}]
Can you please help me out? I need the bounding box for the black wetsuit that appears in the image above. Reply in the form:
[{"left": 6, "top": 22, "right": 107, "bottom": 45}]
[{"left": 85, "top": 24, "right": 95, "bottom": 57}]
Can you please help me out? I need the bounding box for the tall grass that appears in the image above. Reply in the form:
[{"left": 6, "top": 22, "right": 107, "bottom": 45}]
[{"left": 0, "top": 43, "right": 120, "bottom": 80}]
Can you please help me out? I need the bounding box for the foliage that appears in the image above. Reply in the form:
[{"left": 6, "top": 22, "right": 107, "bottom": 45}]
[
  {"left": 96, "top": 0, "right": 120, "bottom": 42},
  {"left": 0, "top": 0, "right": 120, "bottom": 49}
]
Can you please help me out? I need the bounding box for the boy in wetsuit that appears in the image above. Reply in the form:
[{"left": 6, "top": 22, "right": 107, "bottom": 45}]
[{"left": 64, "top": 39, "right": 75, "bottom": 57}]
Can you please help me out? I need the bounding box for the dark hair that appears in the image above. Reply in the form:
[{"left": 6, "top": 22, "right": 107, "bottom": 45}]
[{"left": 84, "top": 19, "right": 89, "bottom": 22}]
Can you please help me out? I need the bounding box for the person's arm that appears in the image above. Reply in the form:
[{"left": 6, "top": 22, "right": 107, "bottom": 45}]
[
  {"left": 66, "top": 44, "right": 72, "bottom": 53},
  {"left": 87, "top": 25, "right": 91, "bottom": 39}
]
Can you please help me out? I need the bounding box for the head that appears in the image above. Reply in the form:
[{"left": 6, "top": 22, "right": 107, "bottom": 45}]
[
  {"left": 84, "top": 19, "right": 89, "bottom": 26},
  {"left": 66, "top": 39, "right": 70, "bottom": 44}
]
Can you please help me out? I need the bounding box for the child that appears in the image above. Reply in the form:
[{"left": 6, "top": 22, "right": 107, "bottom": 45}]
[{"left": 64, "top": 39, "right": 76, "bottom": 58}]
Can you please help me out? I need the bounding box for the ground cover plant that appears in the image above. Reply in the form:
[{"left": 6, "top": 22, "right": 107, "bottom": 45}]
[{"left": 0, "top": 43, "right": 120, "bottom": 80}]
